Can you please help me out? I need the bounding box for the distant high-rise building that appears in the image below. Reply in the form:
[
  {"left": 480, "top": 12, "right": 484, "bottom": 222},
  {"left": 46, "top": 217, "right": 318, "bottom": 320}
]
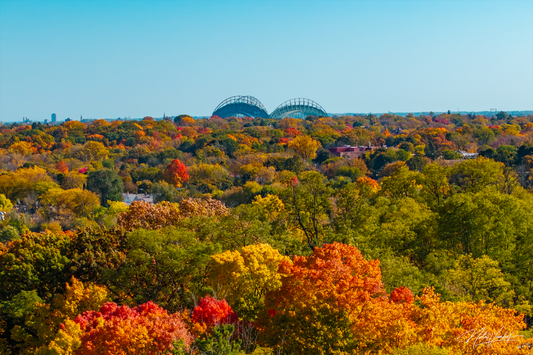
[{"left": 51, "top": 113, "right": 57, "bottom": 122}]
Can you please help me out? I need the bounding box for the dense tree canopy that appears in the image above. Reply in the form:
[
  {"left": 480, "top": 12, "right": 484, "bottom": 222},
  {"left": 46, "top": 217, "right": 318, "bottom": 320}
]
[{"left": 1, "top": 112, "right": 533, "bottom": 354}]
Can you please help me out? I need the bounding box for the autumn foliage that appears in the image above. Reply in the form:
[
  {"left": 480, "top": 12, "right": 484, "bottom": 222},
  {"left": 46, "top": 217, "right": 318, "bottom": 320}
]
[
  {"left": 117, "top": 200, "right": 181, "bottom": 231},
  {"left": 191, "top": 296, "right": 238, "bottom": 329},
  {"left": 56, "top": 160, "right": 69, "bottom": 173},
  {"left": 207, "top": 243, "right": 287, "bottom": 320},
  {"left": 1, "top": 111, "right": 533, "bottom": 354},
  {"left": 287, "top": 134, "right": 321, "bottom": 160},
  {"left": 261, "top": 242, "right": 389, "bottom": 354},
  {"left": 179, "top": 197, "right": 230, "bottom": 218},
  {"left": 390, "top": 286, "right": 414, "bottom": 303},
  {"left": 117, "top": 198, "right": 229, "bottom": 231},
  {"left": 163, "top": 159, "right": 189, "bottom": 187},
  {"left": 356, "top": 175, "right": 380, "bottom": 192},
  {"left": 260, "top": 243, "right": 532, "bottom": 355},
  {"left": 73, "top": 301, "right": 192, "bottom": 355}
]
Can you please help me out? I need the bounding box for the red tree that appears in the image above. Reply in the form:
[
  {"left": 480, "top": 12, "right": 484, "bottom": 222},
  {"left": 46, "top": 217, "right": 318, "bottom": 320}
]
[
  {"left": 163, "top": 159, "right": 189, "bottom": 188},
  {"left": 390, "top": 286, "right": 414, "bottom": 304},
  {"left": 191, "top": 296, "right": 238, "bottom": 328}
]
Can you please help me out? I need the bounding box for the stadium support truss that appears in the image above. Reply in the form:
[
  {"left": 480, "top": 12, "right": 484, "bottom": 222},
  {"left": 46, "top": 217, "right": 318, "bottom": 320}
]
[
  {"left": 212, "top": 95, "right": 269, "bottom": 119},
  {"left": 212, "top": 96, "right": 328, "bottom": 119}
]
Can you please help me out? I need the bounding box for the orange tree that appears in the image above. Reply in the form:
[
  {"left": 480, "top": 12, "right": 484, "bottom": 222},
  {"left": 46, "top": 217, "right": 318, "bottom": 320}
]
[
  {"left": 411, "top": 288, "right": 532, "bottom": 355},
  {"left": 72, "top": 301, "right": 192, "bottom": 355},
  {"left": 259, "top": 242, "right": 416, "bottom": 354}
]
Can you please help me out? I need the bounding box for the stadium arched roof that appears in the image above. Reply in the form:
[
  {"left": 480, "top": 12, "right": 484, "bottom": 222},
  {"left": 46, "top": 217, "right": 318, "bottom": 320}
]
[
  {"left": 212, "top": 96, "right": 328, "bottom": 119},
  {"left": 269, "top": 98, "right": 328, "bottom": 119},
  {"left": 212, "top": 95, "right": 269, "bottom": 118}
]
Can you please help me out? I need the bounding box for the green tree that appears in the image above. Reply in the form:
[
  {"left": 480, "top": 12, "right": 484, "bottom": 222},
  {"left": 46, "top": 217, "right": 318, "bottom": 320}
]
[
  {"left": 196, "top": 325, "right": 243, "bottom": 355},
  {"left": 130, "top": 167, "right": 162, "bottom": 183},
  {"left": 449, "top": 157, "right": 505, "bottom": 193},
  {"left": 265, "top": 156, "right": 303, "bottom": 174},
  {"left": 0, "top": 226, "right": 20, "bottom": 243},
  {"left": 188, "top": 163, "right": 233, "bottom": 193},
  {"left": 0, "top": 232, "right": 71, "bottom": 303},
  {"left": 104, "top": 227, "right": 220, "bottom": 311},
  {"left": 380, "top": 166, "right": 421, "bottom": 199},
  {"left": 437, "top": 189, "right": 531, "bottom": 265},
  {"left": 495, "top": 111, "right": 509, "bottom": 120},
  {"left": 336, "top": 166, "right": 363, "bottom": 181},
  {"left": 330, "top": 182, "right": 378, "bottom": 248},
  {"left": 396, "top": 149, "right": 411, "bottom": 161},
  {"left": 151, "top": 181, "right": 179, "bottom": 203},
  {"left": 418, "top": 163, "right": 451, "bottom": 208},
  {"left": 441, "top": 149, "right": 461, "bottom": 160},
  {"left": 379, "top": 252, "right": 434, "bottom": 295},
  {"left": 473, "top": 126, "right": 495, "bottom": 145},
  {"left": 370, "top": 197, "right": 436, "bottom": 262},
  {"left": 494, "top": 145, "right": 518, "bottom": 166},
  {"left": 211, "top": 202, "right": 273, "bottom": 249},
  {"left": 445, "top": 254, "right": 516, "bottom": 307},
  {"left": 406, "top": 155, "right": 429, "bottom": 172},
  {"left": 280, "top": 171, "right": 332, "bottom": 250},
  {"left": 67, "top": 227, "right": 127, "bottom": 284},
  {"left": 87, "top": 169, "right": 124, "bottom": 206}
]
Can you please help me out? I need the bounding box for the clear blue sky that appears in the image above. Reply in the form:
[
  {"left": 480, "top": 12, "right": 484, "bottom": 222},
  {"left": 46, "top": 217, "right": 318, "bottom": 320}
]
[{"left": 0, "top": 0, "right": 532, "bottom": 122}]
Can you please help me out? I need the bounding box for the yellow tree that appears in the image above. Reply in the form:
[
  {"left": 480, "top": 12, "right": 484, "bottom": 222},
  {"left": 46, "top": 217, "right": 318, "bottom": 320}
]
[
  {"left": 180, "top": 115, "right": 196, "bottom": 126},
  {"left": 287, "top": 135, "right": 321, "bottom": 160},
  {"left": 252, "top": 194, "right": 285, "bottom": 222},
  {"left": 55, "top": 189, "right": 101, "bottom": 218},
  {"left": 0, "top": 194, "right": 13, "bottom": 212},
  {"left": 207, "top": 243, "right": 287, "bottom": 320},
  {"left": 0, "top": 166, "right": 54, "bottom": 201},
  {"left": 73, "top": 141, "right": 109, "bottom": 163},
  {"left": 40, "top": 188, "right": 100, "bottom": 221},
  {"left": 9, "top": 141, "right": 34, "bottom": 156}
]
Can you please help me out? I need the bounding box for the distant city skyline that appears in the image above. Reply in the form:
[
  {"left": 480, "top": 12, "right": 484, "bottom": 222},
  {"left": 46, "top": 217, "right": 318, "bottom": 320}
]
[
  {"left": 5, "top": 108, "right": 533, "bottom": 125},
  {"left": 1, "top": 0, "right": 532, "bottom": 122},
  {"left": 20, "top": 109, "right": 532, "bottom": 125}
]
